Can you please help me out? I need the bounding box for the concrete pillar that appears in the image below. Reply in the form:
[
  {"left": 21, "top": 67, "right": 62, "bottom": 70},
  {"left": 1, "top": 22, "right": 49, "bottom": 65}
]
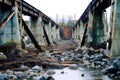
[
  {"left": 103, "top": 11, "right": 109, "bottom": 41},
  {"left": 80, "top": 21, "right": 84, "bottom": 44},
  {"left": 86, "top": 10, "right": 93, "bottom": 44},
  {"left": 44, "top": 24, "right": 49, "bottom": 37},
  {"left": 74, "top": 27, "right": 77, "bottom": 42},
  {"left": 56, "top": 27, "right": 60, "bottom": 41},
  {"left": 30, "top": 17, "right": 45, "bottom": 46},
  {"left": 38, "top": 17, "right": 45, "bottom": 46},
  {"left": 92, "top": 10, "right": 106, "bottom": 48},
  {"left": 110, "top": 0, "right": 120, "bottom": 56},
  {"left": 72, "top": 28, "right": 75, "bottom": 41},
  {"left": 76, "top": 24, "right": 80, "bottom": 43},
  {"left": 48, "top": 22, "right": 53, "bottom": 44},
  {"left": 73, "top": 28, "right": 76, "bottom": 41},
  {"left": 0, "top": 6, "right": 20, "bottom": 44},
  {"left": 53, "top": 25, "right": 57, "bottom": 42},
  {"left": 51, "top": 26, "right": 54, "bottom": 43}
]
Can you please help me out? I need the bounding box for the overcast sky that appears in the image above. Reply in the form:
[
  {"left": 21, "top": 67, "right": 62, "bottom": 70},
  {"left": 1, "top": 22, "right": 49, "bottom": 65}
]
[{"left": 24, "top": 0, "right": 92, "bottom": 22}]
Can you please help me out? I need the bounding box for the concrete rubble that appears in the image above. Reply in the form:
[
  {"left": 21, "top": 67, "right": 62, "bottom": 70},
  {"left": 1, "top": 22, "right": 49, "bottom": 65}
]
[
  {"left": 0, "top": 40, "right": 119, "bottom": 79},
  {"left": 102, "top": 57, "right": 120, "bottom": 79}
]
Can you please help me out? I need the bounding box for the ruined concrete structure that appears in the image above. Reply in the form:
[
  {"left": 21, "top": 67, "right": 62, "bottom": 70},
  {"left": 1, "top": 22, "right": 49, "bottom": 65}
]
[
  {"left": 72, "top": 0, "right": 120, "bottom": 57},
  {"left": 0, "top": 0, "right": 120, "bottom": 57},
  {"left": 0, "top": 0, "right": 60, "bottom": 51}
]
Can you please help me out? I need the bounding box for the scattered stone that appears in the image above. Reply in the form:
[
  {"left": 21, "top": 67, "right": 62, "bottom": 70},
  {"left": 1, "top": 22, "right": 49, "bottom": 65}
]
[
  {"left": 102, "top": 57, "right": 120, "bottom": 78},
  {"left": 0, "top": 52, "right": 7, "bottom": 60},
  {"left": 94, "top": 78, "right": 102, "bottom": 80},
  {"left": 0, "top": 73, "right": 8, "bottom": 80},
  {"left": 69, "top": 64, "right": 78, "bottom": 70},
  {"left": 47, "top": 70, "right": 55, "bottom": 75},
  {"left": 81, "top": 73, "right": 84, "bottom": 77},
  {"left": 15, "top": 71, "right": 26, "bottom": 79},
  {"left": 32, "top": 65, "right": 42, "bottom": 73},
  {"left": 46, "top": 76, "right": 55, "bottom": 80},
  {"left": 40, "top": 76, "right": 46, "bottom": 80},
  {"left": 61, "top": 71, "right": 64, "bottom": 74}
]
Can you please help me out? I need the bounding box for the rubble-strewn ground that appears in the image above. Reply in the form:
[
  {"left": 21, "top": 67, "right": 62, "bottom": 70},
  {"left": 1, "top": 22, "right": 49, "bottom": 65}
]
[
  {"left": 0, "top": 40, "right": 119, "bottom": 80},
  {"left": 0, "top": 40, "right": 77, "bottom": 71}
]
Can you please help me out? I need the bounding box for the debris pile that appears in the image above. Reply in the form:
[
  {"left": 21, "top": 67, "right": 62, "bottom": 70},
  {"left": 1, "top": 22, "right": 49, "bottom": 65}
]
[
  {"left": 73, "top": 47, "right": 109, "bottom": 68},
  {"left": 0, "top": 40, "right": 115, "bottom": 79},
  {"left": 102, "top": 57, "right": 120, "bottom": 79},
  {"left": 0, "top": 65, "right": 55, "bottom": 80},
  {"left": 0, "top": 52, "right": 7, "bottom": 60}
]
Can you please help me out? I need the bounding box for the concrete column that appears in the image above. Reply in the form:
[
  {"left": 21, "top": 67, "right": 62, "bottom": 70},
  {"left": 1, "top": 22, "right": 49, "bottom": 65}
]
[
  {"left": 56, "top": 27, "right": 60, "bottom": 41},
  {"left": 0, "top": 6, "right": 20, "bottom": 44},
  {"left": 53, "top": 25, "right": 57, "bottom": 42},
  {"left": 44, "top": 23, "right": 51, "bottom": 45},
  {"left": 92, "top": 10, "right": 106, "bottom": 48},
  {"left": 48, "top": 22, "right": 53, "bottom": 44},
  {"left": 72, "top": 28, "right": 75, "bottom": 41},
  {"left": 80, "top": 21, "right": 84, "bottom": 44},
  {"left": 38, "top": 17, "right": 45, "bottom": 46},
  {"left": 74, "top": 27, "right": 77, "bottom": 42},
  {"left": 30, "top": 17, "right": 45, "bottom": 46},
  {"left": 76, "top": 24, "right": 80, "bottom": 43},
  {"left": 110, "top": 0, "right": 120, "bottom": 56},
  {"left": 73, "top": 28, "right": 76, "bottom": 42},
  {"left": 44, "top": 24, "right": 49, "bottom": 37},
  {"left": 103, "top": 11, "right": 109, "bottom": 41},
  {"left": 86, "top": 10, "right": 93, "bottom": 44},
  {"left": 30, "top": 17, "right": 37, "bottom": 40},
  {"left": 51, "top": 26, "right": 54, "bottom": 42}
]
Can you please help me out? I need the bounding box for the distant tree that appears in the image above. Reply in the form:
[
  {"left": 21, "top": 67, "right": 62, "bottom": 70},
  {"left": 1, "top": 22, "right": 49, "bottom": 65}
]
[{"left": 58, "top": 15, "right": 76, "bottom": 27}]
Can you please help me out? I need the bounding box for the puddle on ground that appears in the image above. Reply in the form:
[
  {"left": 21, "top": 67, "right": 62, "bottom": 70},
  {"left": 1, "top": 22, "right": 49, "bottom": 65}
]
[{"left": 48, "top": 67, "right": 112, "bottom": 80}]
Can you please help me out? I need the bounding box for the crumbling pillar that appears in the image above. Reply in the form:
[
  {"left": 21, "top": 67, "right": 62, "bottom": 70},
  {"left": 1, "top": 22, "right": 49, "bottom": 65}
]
[
  {"left": 30, "top": 16, "right": 45, "bottom": 46},
  {"left": 92, "top": 10, "right": 106, "bottom": 49},
  {"left": 56, "top": 27, "right": 60, "bottom": 41},
  {"left": 76, "top": 24, "right": 80, "bottom": 43},
  {"left": 53, "top": 25, "right": 57, "bottom": 42},
  {"left": 48, "top": 21, "right": 53, "bottom": 44},
  {"left": 86, "top": 10, "right": 93, "bottom": 45},
  {"left": 0, "top": 6, "right": 20, "bottom": 44},
  {"left": 110, "top": 0, "right": 120, "bottom": 56},
  {"left": 74, "top": 27, "right": 77, "bottom": 42},
  {"left": 72, "top": 28, "right": 75, "bottom": 41},
  {"left": 80, "top": 21, "right": 84, "bottom": 45}
]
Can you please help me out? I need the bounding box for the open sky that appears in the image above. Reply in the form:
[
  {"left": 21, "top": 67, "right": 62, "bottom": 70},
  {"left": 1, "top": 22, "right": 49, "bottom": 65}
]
[{"left": 24, "top": 0, "right": 92, "bottom": 22}]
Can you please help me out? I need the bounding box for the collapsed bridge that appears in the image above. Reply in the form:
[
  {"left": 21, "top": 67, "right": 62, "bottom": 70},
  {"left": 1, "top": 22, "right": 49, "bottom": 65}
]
[
  {"left": 0, "top": 0, "right": 60, "bottom": 51},
  {"left": 72, "top": 0, "right": 120, "bottom": 57}
]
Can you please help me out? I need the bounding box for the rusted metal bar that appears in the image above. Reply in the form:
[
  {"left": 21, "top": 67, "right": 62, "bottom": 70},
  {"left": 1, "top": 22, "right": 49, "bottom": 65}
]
[
  {"left": 0, "top": 10, "right": 15, "bottom": 28},
  {"left": 22, "top": 18, "right": 43, "bottom": 52},
  {"left": 41, "top": 22, "right": 51, "bottom": 46}
]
